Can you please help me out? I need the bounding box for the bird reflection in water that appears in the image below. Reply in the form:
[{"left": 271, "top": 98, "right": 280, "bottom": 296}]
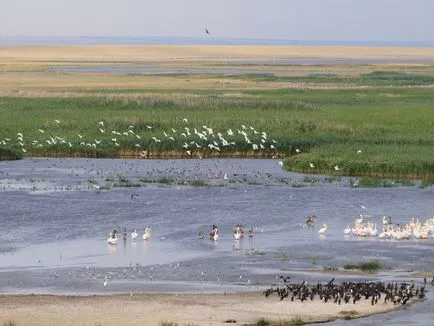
[
  {"left": 233, "top": 239, "right": 242, "bottom": 250},
  {"left": 143, "top": 239, "right": 149, "bottom": 252},
  {"left": 107, "top": 244, "right": 117, "bottom": 254},
  {"left": 123, "top": 236, "right": 127, "bottom": 255}
]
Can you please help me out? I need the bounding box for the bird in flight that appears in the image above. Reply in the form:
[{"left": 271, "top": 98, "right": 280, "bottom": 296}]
[{"left": 205, "top": 29, "right": 210, "bottom": 35}]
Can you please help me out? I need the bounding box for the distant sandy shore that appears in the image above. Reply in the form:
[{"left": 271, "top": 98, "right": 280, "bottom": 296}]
[
  {"left": 1, "top": 45, "right": 433, "bottom": 63},
  {"left": 0, "top": 292, "right": 415, "bottom": 326}
]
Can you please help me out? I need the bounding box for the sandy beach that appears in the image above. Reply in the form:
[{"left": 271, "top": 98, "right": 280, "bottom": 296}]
[{"left": 0, "top": 292, "right": 417, "bottom": 326}]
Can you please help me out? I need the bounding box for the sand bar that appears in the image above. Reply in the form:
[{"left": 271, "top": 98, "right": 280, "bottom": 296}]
[
  {"left": 0, "top": 292, "right": 416, "bottom": 326},
  {"left": 1, "top": 45, "right": 434, "bottom": 63}
]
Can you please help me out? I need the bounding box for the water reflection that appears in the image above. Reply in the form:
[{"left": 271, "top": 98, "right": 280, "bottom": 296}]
[
  {"left": 107, "top": 244, "right": 117, "bottom": 254},
  {"left": 122, "top": 237, "right": 127, "bottom": 255}
]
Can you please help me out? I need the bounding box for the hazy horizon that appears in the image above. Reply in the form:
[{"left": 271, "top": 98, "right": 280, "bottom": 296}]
[{"left": 1, "top": 0, "right": 434, "bottom": 44}]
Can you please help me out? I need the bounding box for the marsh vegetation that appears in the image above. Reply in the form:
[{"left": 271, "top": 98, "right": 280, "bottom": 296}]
[{"left": 1, "top": 55, "right": 433, "bottom": 180}]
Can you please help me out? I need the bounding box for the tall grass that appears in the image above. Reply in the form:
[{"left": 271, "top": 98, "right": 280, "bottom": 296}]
[
  {"left": 343, "top": 261, "right": 382, "bottom": 273},
  {"left": 0, "top": 71, "right": 433, "bottom": 178},
  {"left": 283, "top": 144, "right": 434, "bottom": 179},
  {"left": 0, "top": 147, "right": 22, "bottom": 160}
]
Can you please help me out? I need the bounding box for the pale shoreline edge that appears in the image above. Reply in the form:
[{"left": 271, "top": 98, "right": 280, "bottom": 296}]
[{"left": 0, "top": 291, "right": 423, "bottom": 326}]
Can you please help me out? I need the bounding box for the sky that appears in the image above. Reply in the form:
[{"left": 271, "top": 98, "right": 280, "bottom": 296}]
[{"left": 1, "top": 0, "right": 434, "bottom": 42}]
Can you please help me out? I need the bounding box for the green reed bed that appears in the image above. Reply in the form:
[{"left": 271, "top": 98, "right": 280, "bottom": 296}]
[
  {"left": 220, "top": 70, "right": 434, "bottom": 86},
  {"left": 0, "top": 74, "right": 433, "bottom": 178},
  {"left": 283, "top": 143, "right": 434, "bottom": 179}
]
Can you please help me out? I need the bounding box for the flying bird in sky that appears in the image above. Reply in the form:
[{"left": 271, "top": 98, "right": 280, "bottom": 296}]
[{"left": 205, "top": 29, "right": 210, "bottom": 35}]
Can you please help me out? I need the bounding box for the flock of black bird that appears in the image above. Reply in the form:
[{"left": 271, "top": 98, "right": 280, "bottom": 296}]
[{"left": 263, "top": 277, "right": 429, "bottom": 306}]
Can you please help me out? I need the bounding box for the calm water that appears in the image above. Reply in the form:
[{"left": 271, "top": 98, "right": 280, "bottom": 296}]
[{"left": 0, "top": 158, "right": 433, "bottom": 324}]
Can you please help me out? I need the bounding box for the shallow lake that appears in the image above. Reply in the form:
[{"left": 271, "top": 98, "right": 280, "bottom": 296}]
[{"left": 0, "top": 158, "right": 433, "bottom": 324}]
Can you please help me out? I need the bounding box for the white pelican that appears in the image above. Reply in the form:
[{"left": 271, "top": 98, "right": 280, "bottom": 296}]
[
  {"left": 142, "top": 227, "right": 151, "bottom": 240},
  {"left": 107, "top": 232, "right": 118, "bottom": 245},
  {"left": 233, "top": 225, "right": 244, "bottom": 240},
  {"left": 131, "top": 230, "right": 138, "bottom": 241},
  {"left": 209, "top": 225, "right": 219, "bottom": 241},
  {"left": 370, "top": 223, "right": 378, "bottom": 237},
  {"left": 344, "top": 225, "right": 351, "bottom": 235},
  {"left": 318, "top": 224, "right": 329, "bottom": 234}
]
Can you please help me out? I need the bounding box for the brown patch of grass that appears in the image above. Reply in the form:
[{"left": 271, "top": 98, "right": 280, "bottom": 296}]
[
  {"left": 3, "top": 321, "right": 18, "bottom": 326},
  {"left": 243, "top": 316, "right": 308, "bottom": 326},
  {"left": 160, "top": 322, "right": 178, "bottom": 326}
]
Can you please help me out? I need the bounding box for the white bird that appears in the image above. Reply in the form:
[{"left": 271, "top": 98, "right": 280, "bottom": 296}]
[
  {"left": 296, "top": 148, "right": 301, "bottom": 153},
  {"left": 318, "top": 224, "right": 329, "bottom": 234},
  {"left": 234, "top": 232, "right": 242, "bottom": 240},
  {"left": 344, "top": 225, "right": 351, "bottom": 235},
  {"left": 55, "top": 119, "right": 60, "bottom": 124},
  {"left": 38, "top": 129, "right": 45, "bottom": 133},
  {"left": 99, "top": 121, "right": 104, "bottom": 126},
  {"left": 278, "top": 161, "right": 283, "bottom": 167},
  {"left": 182, "top": 118, "right": 188, "bottom": 123},
  {"left": 107, "top": 233, "right": 118, "bottom": 245},
  {"left": 309, "top": 162, "right": 315, "bottom": 168},
  {"left": 131, "top": 230, "right": 138, "bottom": 240},
  {"left": 370, "top": 223, "right": 378, "bottom": 237},
  {"left": 142, "top": 227, "right": 151, "bottom": 240},
  {"left": 334, "top": 165, "right": 340, "bottom": 171}
]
